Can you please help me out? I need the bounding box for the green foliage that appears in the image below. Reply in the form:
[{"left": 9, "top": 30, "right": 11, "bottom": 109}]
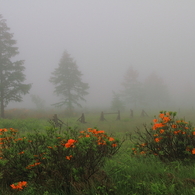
[
  {"left": 49, "top": 51, "right": 89, "bottom": 116},
  {"left": 132, "top": 111, "right": 195, "bottom": 163},
  {"left": 0, "top": 126, "right": 121, "bottom": 194},
  {"left": 2, "top": 110, "right": 195, "bottom": 194},
  {"left": 0, "top": 14, "right": 31, "bottom": 118}
]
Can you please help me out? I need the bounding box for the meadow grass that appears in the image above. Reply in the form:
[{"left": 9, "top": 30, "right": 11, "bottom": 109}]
[{"left": 1, "top": 109, "right": 195, "bottom": 194}]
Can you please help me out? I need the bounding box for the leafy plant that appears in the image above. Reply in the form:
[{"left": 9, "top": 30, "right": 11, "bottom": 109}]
[
  {"left": 131, "top": 111, "right": 195, "bottom": 163},
  {"left": 0, "top": 127, "right": 122, "bottom": 194}
]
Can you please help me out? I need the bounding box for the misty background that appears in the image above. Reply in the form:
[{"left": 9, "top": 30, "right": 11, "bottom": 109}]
[{"left": 0, "top": 0, "right": 195, "bottom": 111}]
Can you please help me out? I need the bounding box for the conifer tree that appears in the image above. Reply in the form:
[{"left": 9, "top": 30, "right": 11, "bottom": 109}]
[
  {"left": 50, "top": 51, "right": 89, "bottom": 115},
  {"left": 121, "top": 67, "right": 143, "bottom": 108},
  {"left": 0, "top": 14, "right": 31, "bottom": 118}
]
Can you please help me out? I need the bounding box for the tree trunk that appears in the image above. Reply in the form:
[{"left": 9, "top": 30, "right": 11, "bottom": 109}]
[
  {"left": 0, "top": 60, "right": 4, "bottom": 118},
  {"left": 0, "top": 99, "right": 4, "bottom": 118}
]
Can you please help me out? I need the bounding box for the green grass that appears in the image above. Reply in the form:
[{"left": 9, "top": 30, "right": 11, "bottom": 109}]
[
  {"left": 1, "top": 109, "right": 195, "bottom": 194},
  {"left": 105, "top": 141, "right": 195, "bottom": 195}
]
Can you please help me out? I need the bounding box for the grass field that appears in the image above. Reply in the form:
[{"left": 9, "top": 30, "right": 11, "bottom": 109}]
[{"left": 1, "top": 108, "right": 195, "bottom": 194}]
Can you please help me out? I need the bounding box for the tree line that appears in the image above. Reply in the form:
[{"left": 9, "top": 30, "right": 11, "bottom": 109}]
[
  {"left": 0, "top": 14, "right": 90, "bottom": 118},
  {"left": 111, "top": 67, "right": 171, "bottom": 111},
  {"left": 0, "top": 14, "right": 170, "bottom": 118}
]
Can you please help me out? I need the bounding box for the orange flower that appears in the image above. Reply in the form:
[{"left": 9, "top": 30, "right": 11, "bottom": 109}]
[
  {"left": 163, "top": 117, "right": 170, "bottom": 123},
  {"left": 88, "top": 128, "right": 98, "bottom": 134},
  {"left": 159, "top": 113, "right": 164, "bottom": 119},
  {"left": 68, "top": 139, "right": 76, "bottom": 143},
  {"left": 159, "top": 129, "right": 165, "bottom": 134},
  {"left": 0, "top": 128, "right": 8, "bottom": 132},
  {"left": 87, "top": 128, "right": 93, "bottom": 131},
  {"left": 18, "top": 151, "right": 24, "bottom": 154},
  {"left": 108, "top": 137, "right": 115, "bottom": 141},
  {"left": 47, "top": 146, "right": 52, "bottom": 149},
  {"left": 112, "top": 143, "right": 117, "bottom": 147},
  {"left": 66, "top": 155, "right": 73, "bottom": 160},
  {"left": 192, "top": 131, "right": 195, "bottom": 135},
  {"left": 65, "top": 139, "right": 77, "bottom": 148},
  {"left": 15, "top": 138, "right": 23, "bottom": 141},
  {"left": 152, "top": 123, "right": 164, "bottom": 130},
  {"left": 173, "top": 131, "right": 179, "bottom": 135},
  {"left": 85, "top": 134, "right": 90, "bottom": 137},
  {"left": 26, "top": 162, "right": 41, "bottom": 169},
  {"left": 154, "top": 137, "right": 162, "bottom": 143},
  {"left": 153, "top": 119, "right": 158, "bottom": 123},
  {"left": 80, "top": 131, "right": 85, "bottom": 134},
  {"left": 140, "top": 151, "right": 146, "bottom": 154},
  {"left": 153, "top": 134, "right": 158, "bottom": 137},
  {"left": 98, "top": 141, "right": 106, "bottom": 145},
  {"left": 34, "top": 162, "right": 41, "bottom": 166},
  {"left": 10, "top": 181, "right": 27, "bottom": 190},
  {"left": 192, "top": 148, "right": 195, "bottom": 154},
  {"left": 65, "top": 143, "right": 72, "bottom": 148},
  {"left": 171, "top": 124, "right": 177, "bottom": 128},
  {"left": 97, "top": 130, "right": 105, "bottom": 134}
]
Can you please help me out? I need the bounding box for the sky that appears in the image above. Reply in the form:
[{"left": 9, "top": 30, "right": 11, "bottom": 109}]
[{"left": 0, "top": 0, "right": 195, "bottom": 110}]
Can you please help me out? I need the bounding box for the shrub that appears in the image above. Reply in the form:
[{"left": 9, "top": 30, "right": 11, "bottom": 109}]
[
  {"left": 0, "top": 127, "right": 122, "bottom": 194},
  {"left": 131, "top": 111, "right": 195, "bottom": 163}
]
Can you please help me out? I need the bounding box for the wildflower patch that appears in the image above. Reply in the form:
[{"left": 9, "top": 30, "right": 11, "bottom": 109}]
[
  {"left": 0, "top": 127, "right": 122, "bottom": 193},
  {"left": 131, "top": 111, "right": 195, "bottom": 163}
]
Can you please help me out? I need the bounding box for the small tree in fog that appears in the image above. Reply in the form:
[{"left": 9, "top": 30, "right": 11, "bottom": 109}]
[
  {"left": 0, "top": 15, "right": 31, "bottom": 118},
  {"left": 111, "top": 91, "right": 125, "bottom": 111},
  {"left": 31, "top": 94, "right": 46, "bottom": 110},
  {"left": 143, "top": 72, "right": 170, "bottom": 108},
  {"left": 121, "top": 67, "right": 143, "bottom": 108},
  {"left": 50, "top": 51, "right": 89, "bottom": 115}
]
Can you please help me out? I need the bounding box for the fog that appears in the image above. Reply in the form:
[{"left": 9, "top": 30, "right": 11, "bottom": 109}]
[{"left": 1, "top": 0, "right": 195, "bottom": 111}]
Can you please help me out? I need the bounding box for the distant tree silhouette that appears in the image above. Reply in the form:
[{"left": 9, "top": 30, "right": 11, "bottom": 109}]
[
  {"left": 50, "top": 51, "right": 89, "bottom": 116},
  {"left": 143, "top": 72, "right": 170, "bottom": 108},
  {"left": 30, "top": 94, "right": 46, "bottom": 110},
  {"left": 0, "top": 14, "right": 31, "bottom": 118},
  {"left": 121, "top": 67, "right": 143, "bottom": 108},
  {"left": 111, "top": 91, "right": 125, "bottom": 111}
]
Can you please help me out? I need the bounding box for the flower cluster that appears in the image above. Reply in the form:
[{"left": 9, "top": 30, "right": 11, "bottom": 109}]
[
  {"left": 132, "top": 111, "right": 195, "bottom": 162},
  {"left": 0, "top": 127, "right": 120, "bottom": 192},
  {"left": 79, "top": 128, "right": 117, "bottom": 147},
  {"left": 10, "top": 181, "right": 27, "bottom": 190},
  {"left": 64, "top": 139, "right": 77, "bottom": 148}
]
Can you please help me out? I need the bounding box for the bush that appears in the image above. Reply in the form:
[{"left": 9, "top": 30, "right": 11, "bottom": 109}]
[
  {"left": 131, "top": 111, "right": 195, "bottom": 163},
  {"left": 0, "top": 127, "right": 121, "bottom": 194}
]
